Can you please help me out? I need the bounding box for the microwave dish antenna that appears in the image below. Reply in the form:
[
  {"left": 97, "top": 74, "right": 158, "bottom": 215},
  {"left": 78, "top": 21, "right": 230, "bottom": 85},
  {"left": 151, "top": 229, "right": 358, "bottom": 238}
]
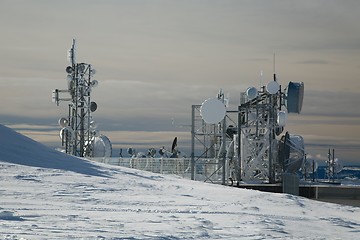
[
  {"left": 58, "top": 117, "right": 68, "bottom": 128},
  {"left": 266, "top": 81, "right": 280, "bottom": 94},
  {"left": 285, "top": 81, "right": 304, "bottom": 113},
  {"left": 246, "top": 87, "right": 258, "bottom": 100},
  {"left": 200, "top": 98, "right": 226, "bottom": 124},
  {"left": 92, "top": 135, "right": 112, "bottom": 158},
  {"left": 90, "top": 102, "right": 98, "bottom": 112},
  {"left": 91, "top": 80, "right": 99, "bottom": 87}
]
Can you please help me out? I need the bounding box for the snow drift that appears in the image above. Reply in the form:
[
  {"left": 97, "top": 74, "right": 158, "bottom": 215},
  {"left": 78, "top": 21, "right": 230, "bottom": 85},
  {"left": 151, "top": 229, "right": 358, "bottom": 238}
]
[
  {"left": 0, "top": 124, "right": 359, "bottom": 239},
  {"left": 0, "top": 124, "right": 107, "bottom": 177}
]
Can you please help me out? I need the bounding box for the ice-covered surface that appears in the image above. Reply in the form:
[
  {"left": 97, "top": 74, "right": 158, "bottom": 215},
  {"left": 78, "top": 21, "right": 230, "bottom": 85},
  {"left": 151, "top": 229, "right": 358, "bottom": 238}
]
[{"left": 1, "top": 124, "right": 359, "bottom": 239}]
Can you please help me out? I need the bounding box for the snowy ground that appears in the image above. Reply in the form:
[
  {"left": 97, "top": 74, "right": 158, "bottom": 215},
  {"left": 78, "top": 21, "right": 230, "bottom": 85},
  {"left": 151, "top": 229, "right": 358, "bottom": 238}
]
[{"left": 1, "top": 124, "right": 360, "bottom": 239}]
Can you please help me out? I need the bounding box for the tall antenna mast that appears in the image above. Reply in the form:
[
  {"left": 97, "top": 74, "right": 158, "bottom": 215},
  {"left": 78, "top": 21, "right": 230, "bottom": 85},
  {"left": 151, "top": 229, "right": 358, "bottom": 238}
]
[
  {"left": 69, "top": 39, "right": 76, "bottom": 65},
  {"left": 52, "top": 39, "right": 100, "bottom": 157}
]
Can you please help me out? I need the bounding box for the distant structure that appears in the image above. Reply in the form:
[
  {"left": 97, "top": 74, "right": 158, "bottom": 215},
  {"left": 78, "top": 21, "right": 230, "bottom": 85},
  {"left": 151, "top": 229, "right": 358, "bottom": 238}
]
[
  {"left": 326, "top": 148, "right": 343, "bottom": 183},
  {"left": 192, "top": 72, "right": 305, "bottom": 184},
  {"left": 52, "top": 39, "right": 112, "bottom": 158}
]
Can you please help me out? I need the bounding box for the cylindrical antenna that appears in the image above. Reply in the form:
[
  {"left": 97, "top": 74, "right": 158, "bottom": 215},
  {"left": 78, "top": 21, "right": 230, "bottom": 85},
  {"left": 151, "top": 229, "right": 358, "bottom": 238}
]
[{"left": 69, "top": 38, "right": 76, "bottom": 65}]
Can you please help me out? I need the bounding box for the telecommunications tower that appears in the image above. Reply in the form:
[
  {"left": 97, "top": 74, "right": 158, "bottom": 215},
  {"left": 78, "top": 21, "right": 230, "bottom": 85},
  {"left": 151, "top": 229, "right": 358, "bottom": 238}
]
[
  {"left": 52, "top": 39, "right": 111, "bottom": 157},
  {"left": 192, "top": 71, "right": 305, "bottom": 184}
]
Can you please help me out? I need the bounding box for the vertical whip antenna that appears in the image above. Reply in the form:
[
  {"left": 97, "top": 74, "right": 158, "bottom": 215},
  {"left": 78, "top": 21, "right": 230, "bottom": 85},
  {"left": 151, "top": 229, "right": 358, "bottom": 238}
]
[
  {"left": 67, "top": 39, "right": 76, "bottom": 65},
  {"left": 260, "top": 70, "right": 263, "bottom": 88},
  {"left": 273, "top": 53, "right": 277, "bottom": 82}
]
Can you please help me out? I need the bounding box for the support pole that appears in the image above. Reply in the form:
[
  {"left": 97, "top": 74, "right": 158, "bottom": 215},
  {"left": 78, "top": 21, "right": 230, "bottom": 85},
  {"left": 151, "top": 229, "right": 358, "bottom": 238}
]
[
  {"left": 191, "top": 105, "right": 195, "bottom": 180},
  {"left": 235, "top": 105, "right": 242, "bottom": 185},
  {"left": 221, "top": 117, "right": 226, "bottom": 185},
  {"left": 268, "top": 95, "right": 276, "bottom": 183}
]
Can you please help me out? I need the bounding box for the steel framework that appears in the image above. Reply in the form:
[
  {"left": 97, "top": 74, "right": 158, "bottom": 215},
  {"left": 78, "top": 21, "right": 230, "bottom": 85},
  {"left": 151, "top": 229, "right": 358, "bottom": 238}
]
[
  {"left": 236, "top": 86, "right": 282, "bottom": 183},
  {"left": 52, "top": 39, "right": 98, "bottom": 157},
  {"left": 191, "top": 78, "right": 304, "bottom": 184}
]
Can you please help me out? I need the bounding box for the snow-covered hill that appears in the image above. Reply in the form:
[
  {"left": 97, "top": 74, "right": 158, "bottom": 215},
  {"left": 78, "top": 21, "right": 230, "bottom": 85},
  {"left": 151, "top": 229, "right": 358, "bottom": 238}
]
[{"left": 0, "top": 124, "right": 359, "bottom": 239}]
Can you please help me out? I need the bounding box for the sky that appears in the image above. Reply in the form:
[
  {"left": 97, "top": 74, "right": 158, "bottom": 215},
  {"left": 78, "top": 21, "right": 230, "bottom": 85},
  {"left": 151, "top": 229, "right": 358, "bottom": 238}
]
[{"left": 0, "top": 0, "right": 360, "bottom": 164}]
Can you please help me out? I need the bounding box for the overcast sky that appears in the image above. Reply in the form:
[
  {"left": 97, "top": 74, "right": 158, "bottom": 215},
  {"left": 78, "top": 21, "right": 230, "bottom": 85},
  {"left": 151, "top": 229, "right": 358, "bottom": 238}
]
[{"left": 1, "top": 0, "right": 359, "bottom": 164}]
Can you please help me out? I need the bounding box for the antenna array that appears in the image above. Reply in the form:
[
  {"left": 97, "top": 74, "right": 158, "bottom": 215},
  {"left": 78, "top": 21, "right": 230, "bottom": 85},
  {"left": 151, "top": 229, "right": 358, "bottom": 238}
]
[
  {"left": 52, "top": 39, "right": 110, "bottom": 157},
  {"left": 192, "top": 74, "right": 305, "bottom": 184}
]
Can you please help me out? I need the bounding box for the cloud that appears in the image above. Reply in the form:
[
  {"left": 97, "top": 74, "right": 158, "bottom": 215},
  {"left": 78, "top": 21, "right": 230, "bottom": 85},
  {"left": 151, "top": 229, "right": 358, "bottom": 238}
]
[
  {"left": 297, "top": 60, "right": 332, "bottom": 65},
  {"left": 299, "top": 90, "right": 360, "bottom": 118}
]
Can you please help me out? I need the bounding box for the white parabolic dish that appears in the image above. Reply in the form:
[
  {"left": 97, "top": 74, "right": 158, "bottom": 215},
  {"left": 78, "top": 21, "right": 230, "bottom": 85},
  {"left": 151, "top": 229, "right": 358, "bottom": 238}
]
[
  {"left": 246, "top": 87, "right": 258, "bottom": 100},
  {"left": 200, "top": 98, "right": 226, "bottom": 124},
  {"left": 266, "top": 81, "right": 280, "bottom": 94}
]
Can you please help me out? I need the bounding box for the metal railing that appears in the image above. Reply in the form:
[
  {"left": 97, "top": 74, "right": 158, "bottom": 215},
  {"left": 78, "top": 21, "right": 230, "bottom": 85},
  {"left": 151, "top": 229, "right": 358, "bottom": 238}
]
[{"left": 90, "top": 157, "right": 225, "bottom": 183}]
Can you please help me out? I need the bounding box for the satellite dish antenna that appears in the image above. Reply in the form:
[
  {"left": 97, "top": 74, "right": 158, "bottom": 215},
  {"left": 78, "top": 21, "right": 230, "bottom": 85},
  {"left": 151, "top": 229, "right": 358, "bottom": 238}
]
[
  {"left": 58, "top": 117, "right": 68, "bottom": 127},
  {"left": 92, "top": 135, "right": 112, "bottom": 157},
  {"left": 333, "top": 158, "right": 343, "bottom": 173},
  {"left": 246, "top": 87, "right": 258, "bottom": 100},
  {"left": 65, "top": 66, "right": 73, "bottom": 74},
  {"left": 200, "top": 98, "right": 226, "bottom": 124},
  {"left": 127, "top": 148, "right": 134, "bottom": 156},
  {"left": 159, "top": 147, "right": 165, "bottom": 157},
  {"left": 90, "top": 102, "right": 97, "bottom": 112},
  {"left": 285, "top": 81, "right": 304, "bottom": 113},
  {"left": 91, "top": 80, "right": 99, "bottom": 87},
  {"left": 171, "top": 137, "right": 177, "bottom": 153},
  {"left": 266, "top": 81, "right": 279, "bottom": 94}
]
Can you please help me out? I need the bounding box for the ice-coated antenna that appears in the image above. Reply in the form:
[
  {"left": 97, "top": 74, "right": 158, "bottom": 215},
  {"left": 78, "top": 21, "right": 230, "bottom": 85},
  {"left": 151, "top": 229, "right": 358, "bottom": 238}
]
[
  {"left": 68, "top": 38, "right": 76, "bottom": 65},
  {"left": 200, "top": 98, "right": 226, "bottom": 124},
  {"left": 52, "top": 39, "right": 112, "bottom": 158},
  {"left": 260, "top": 70, "right": 263, "bottom": 88}
]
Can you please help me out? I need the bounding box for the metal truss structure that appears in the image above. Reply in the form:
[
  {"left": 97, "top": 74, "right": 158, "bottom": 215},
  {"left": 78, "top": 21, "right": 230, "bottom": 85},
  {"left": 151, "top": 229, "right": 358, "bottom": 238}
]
[
  {"left": 52, "top": 39, "right": 100, "bottom": 157},
  {"left": 237, "top": 86, "right": 282, "bottom": 183},
  {"left": 191, "top": 78, "right": 305, "bottom": 185}
]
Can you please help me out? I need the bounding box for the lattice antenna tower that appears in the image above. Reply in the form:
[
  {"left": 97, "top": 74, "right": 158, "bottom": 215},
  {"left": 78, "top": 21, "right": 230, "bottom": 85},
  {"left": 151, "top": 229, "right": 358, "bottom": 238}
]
[
  {"left": 52, "top": 39, "right": 99, "bottom": 157},
  {"left": 237, "top": 77, "right": 304, "bottom": 183}
]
